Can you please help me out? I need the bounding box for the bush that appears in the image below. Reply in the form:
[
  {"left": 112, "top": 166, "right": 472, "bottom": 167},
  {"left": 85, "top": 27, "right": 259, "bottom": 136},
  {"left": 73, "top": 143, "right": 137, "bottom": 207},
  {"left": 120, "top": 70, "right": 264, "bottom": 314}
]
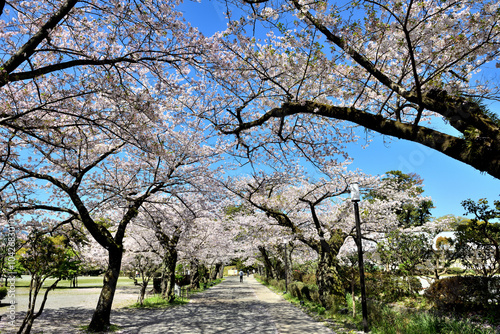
[
  {"left": 324, "top": 293, "right": 345, "bottom": 311},
  {"left": 289, "top": 281, "right": 304, "bottom": 299},
  {"left": 301, "top": 284, "right": 311, "bottom": 301},
  {"left": 446, "top": 267, "right": 466, "bottom": 275},
  {"left": 370, "top": 307, "right": 498, "bottom": 334},
  {"left": 366, "top": 272, "right": 422, "bottom": 302},
  {"left": 301, "top": 273, "right": 316, "bottom": 285},
  {"left": 424, "top": 276, "right": 500, "bottom": 311},
  {"left": 308, "top": 285, "right": 321, "bottom": 304},
  {"left": 276, "top": 279, "right": 286, "bottom": 292},
  {"left": 0, "top": 286, "right": 7, "bottom": 301}
]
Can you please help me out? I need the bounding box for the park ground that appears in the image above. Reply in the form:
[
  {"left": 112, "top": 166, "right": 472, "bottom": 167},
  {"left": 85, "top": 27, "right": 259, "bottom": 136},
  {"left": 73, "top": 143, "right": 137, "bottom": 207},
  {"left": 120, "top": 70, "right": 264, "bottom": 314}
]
[{"left": 0, "top": 275, "right": 360, "bottom": 334}]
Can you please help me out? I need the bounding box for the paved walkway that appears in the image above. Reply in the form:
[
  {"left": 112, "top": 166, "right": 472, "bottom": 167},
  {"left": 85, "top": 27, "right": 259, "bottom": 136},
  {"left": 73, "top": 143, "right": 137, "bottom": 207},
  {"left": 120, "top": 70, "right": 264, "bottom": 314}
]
[{"left": 1, "top": 275, "right": 336, "bottom": 333}]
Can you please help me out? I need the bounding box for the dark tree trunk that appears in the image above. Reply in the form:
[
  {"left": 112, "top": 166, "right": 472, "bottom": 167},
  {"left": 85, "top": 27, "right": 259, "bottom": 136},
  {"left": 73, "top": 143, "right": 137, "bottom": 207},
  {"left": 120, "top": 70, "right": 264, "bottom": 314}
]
[
  {"left": 88, "top": 247, "right": 123, "bottom": 332},
  {"left": 189, "top": 259, "right": 200, "bottom": 290},
  {"left": 259, "top": 246, "right": 275, "bottom": 279},
  {"left": 315, "top": 230, "right": 347, "bottom": 308},
  {"left": 316, "top": 251, "right": 344, "bottom": 307},
  {"left": 218, "top": 264, "right": 224, "bottom": 278},
  {"left": 161, "top": 247, "right": 177, "bottom": 302},
  {"left": 211, "top": 263, "right": 222, "bottom": 280}
]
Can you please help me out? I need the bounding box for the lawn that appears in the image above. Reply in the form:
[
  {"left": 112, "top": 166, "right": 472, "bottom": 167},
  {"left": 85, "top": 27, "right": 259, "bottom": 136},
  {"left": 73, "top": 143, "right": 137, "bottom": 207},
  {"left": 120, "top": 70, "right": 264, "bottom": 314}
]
[{"left": 11, "top": 275, "right": 137, "bottom": 288}]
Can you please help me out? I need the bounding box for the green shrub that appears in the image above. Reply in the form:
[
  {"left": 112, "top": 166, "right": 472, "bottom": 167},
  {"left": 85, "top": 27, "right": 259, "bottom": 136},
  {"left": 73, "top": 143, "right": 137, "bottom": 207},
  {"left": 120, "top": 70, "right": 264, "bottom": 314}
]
[
  {"left": 276, "top": 279, "right": 286, "bottom": 292},
  {"left": 366, "top": 272, "right": 422, "bottom": 302},
  {"left": 302, "top": 273, "right": 316, "bottom": 285},
  {"left": 446, "top": 267, "right": 466, "bottom": 275},
  {"left": 0, "top": 286, "right": 7, "bottom": 301},
  {"left": 289, "top": 281, "right": 304, "bottom": 299},
  {"left": 424, "top": 276, "right": 500, "bottom": 311},
  {"left": 370, "top": 307, "right": 498, "bottom": 334},
  {"left": 324, "top": 293, "right": 345, "bottom": 311},
  {"left": 301, "top": 284, "right": 311, "bottom": 301},
  {"left": 308, "top": 285, "right": 321, "bottom": 304}
]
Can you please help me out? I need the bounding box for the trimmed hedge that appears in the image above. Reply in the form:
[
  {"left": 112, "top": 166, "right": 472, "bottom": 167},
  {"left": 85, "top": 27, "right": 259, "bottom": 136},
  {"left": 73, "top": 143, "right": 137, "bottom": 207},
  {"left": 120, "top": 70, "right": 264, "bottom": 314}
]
[{"left": 424, "top": 276, "right": 500, "bottom": 311}]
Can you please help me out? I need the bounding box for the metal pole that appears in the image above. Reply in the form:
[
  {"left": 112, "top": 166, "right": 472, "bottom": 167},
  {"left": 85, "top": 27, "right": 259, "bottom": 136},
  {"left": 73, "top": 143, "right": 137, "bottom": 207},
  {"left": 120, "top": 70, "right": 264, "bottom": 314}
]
[
  {"left": 284, "top": 242, "right": 288, "bottom": 294},
  {"left": 353, "top": 201, "right": 369, "bottom": 332}
]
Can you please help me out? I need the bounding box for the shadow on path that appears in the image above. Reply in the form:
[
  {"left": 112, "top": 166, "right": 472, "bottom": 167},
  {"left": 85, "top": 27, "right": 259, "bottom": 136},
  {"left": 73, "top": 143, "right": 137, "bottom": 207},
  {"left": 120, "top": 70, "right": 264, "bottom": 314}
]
[{"left": 0, "top": 276, "right": 335, "bottom": 334}]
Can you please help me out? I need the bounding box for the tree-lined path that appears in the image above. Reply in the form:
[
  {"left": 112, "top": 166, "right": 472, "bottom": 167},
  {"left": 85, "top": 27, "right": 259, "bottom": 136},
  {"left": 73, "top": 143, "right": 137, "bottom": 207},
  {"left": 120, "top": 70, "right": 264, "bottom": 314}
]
[{"left": 2, "top": 276, "right": 337, "bottom": 333}]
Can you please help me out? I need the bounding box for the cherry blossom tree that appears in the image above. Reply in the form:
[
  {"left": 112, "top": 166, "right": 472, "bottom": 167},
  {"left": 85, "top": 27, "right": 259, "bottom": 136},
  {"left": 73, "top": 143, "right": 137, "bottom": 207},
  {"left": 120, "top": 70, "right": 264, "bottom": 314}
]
[
  {"left": 193, "top": 0, "right": 500, "bottom": 178},
  {"left": 122, "top": 250, "right": 161, "bottom": 306},
  {"left": 222, "top": 164, "right": 431, "bottom": 306},
  {"left": 178, "top": 204, "right": 246, "bottom": 288},
  {"left": 0, "top": 2, "right": 232, "bottom": 330},
  {"left": 127, "top": 188, "right": 225, "bottom": 302},
  {"left": 0, "top": 0, "right": 202, "bottom": 137},
  {"left": 0, "top": 96, "right": 224, "bottom": 333},
  {"left": 223, "top": 202, "right": 293, "bottom": 279}
]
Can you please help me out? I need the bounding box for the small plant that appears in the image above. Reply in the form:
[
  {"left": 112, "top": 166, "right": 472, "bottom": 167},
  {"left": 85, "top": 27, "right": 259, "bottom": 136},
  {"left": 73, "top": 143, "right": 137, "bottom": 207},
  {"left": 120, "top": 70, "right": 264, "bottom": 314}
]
[
  {"left": 370, "top": 307, "right": 498, "bottom": 334},
  {"left": 80, "top": 324, "right": 121, "bottom": 333},
  {"left": 129, "top": 294, "right": 187, "bottom": 308},
  {"left": 0, "top": 286, "right": 7, "bottom": 301}
]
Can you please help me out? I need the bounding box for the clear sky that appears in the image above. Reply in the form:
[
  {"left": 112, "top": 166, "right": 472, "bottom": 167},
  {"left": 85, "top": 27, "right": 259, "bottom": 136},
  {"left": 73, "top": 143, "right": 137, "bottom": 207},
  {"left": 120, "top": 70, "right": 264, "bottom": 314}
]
[{"left": 180, "top": 0, "right": 500, "bottom": 220}]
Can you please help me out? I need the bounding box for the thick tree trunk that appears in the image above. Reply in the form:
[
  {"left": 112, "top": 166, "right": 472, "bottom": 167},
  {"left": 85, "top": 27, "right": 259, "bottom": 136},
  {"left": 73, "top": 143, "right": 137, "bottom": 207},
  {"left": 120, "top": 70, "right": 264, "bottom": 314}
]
[
  {"left": 211, "top": 263, "right": 222, "bottom": 280},
  {"left": 218, "top": 264, "right": 224, "bottom": 278},
  {"left": 88, "top": 247, "right": 123, "bottom": 332},
  {"left": 316, "top": 251, "right": 344, "bottom": 307},
  {"left": 189, "top": 259, "right": 200, "bottom": 290},
  {"left": 258, "top": 246, "right": 275, "bottom": 279},
  {"left": 315, "top": 230, "right": 347, "bottom": 308},
  {"left": 160, "top": 247, "right": 177, "bottom": 302}
]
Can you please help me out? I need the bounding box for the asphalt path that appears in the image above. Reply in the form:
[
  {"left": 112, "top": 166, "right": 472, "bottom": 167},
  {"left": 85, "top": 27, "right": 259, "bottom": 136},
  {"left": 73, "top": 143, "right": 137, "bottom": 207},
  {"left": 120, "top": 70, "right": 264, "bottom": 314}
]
[{"left": 1, "top": 275, "right": 336, "bottom": 334}]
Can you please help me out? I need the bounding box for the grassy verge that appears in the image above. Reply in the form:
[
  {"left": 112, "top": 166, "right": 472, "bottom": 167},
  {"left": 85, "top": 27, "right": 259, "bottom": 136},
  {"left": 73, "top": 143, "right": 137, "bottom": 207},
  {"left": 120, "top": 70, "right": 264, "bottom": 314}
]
[
  {"left": 79, "top": 324, "right": 121, "bottom": 333},
  {"left": 255, "top": 275, "right": 499, "bottom": 334},
  {"left": 11, "top": 275, "right": 136, "bottom": 288},
  {"left": 127, "top": 277, "right": 224, "bottom": 309},
  {"left": 370, "top": 307, "right": 499, "bottom": 334},
  {"left": 128, "top": 294, "right": 188, "bottom": 308}
]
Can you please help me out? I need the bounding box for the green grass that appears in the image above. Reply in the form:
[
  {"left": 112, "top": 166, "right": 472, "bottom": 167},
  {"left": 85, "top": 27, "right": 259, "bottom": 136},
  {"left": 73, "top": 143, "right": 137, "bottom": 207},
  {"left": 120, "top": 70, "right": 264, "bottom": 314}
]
[
  {"left": 370, "top": 307, "right": 498, "bottom": 334},
  {"left": 255, "top": 275, "right": 499, "bottom": 334},
  {"left": 12, "top": 275, "right": 136, "bottom": 288},
  {"left": 127, "top": 278, "right": 224, "bottom": 309},
  {"left": 128, "top": 294, "right": 188, "bottom": 308},
  {"left": 79, "top": 324, "right": 121, "bottom": 333}
]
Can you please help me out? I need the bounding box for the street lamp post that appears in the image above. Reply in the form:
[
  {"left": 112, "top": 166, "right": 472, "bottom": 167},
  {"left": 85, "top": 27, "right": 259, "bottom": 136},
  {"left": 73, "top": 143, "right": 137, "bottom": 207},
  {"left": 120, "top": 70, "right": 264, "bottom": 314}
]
[
  {"left": 350, "top": 183, "right": 369, "bottom": 333},
  {"left": 283, "top": 242, "right": 288, "bottom": 294}
]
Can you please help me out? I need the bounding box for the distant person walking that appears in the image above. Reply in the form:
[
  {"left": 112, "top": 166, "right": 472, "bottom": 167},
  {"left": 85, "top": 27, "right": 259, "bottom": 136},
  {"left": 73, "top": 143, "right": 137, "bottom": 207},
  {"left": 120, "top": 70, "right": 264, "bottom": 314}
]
[{"left": 239, "top": 270, "right": 244, "bottom": 282}]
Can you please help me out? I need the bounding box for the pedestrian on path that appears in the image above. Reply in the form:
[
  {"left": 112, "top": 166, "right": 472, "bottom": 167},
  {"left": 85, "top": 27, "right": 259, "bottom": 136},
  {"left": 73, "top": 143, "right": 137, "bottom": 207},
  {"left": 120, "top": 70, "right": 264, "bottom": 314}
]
[{"left": 239, "top": 270, "right": 244, "bottom": 282}]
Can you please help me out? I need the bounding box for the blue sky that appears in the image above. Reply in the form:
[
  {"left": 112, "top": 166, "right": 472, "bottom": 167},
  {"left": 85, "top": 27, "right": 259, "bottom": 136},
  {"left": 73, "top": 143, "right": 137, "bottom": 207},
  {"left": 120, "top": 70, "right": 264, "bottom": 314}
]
[
  {"left": 180, "top": 0, "right": 500, "bottom": 220},
  {"left": 347, "top": 132, "right": 500, "bottom": 219}
]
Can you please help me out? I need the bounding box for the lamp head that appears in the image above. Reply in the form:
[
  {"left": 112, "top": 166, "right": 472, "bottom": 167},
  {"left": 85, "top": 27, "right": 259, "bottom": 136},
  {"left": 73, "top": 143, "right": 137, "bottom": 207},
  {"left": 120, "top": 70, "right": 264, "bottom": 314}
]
[{"left": 350, "top": 183, "right": 360, "bottom": 202}]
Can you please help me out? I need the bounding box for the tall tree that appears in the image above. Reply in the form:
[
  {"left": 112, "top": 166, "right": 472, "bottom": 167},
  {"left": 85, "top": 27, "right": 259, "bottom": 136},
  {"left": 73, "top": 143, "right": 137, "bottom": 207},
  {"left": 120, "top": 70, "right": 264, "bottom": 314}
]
[
  {"left": 1, "top": 110, "right": 221, "bottom": 332},
  {"left": 194, "top": 0, "right": 500, "bottom": 178},
  {"left": 223, "top": 163, "right": 428, "bottom": 306},
  {"left": 365, "top": 171, "right": 433, "bottom": 228},
  {"left": 454, "top": 198, "right": 500, "bottom": 276}
]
